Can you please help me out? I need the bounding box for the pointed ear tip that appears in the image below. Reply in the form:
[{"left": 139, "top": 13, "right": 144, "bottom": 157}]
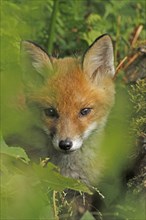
[
  {"left": 91, "top": 34, "right": 112, "bottom": 46},
  {"left": 101, "top": 34, "right": 112, "bottom": 41},
  {"left": 20, "top": 41, "right": 38, "bottom": 54},
  {"left": 20, "top": 40, "right": 30, "bottom": 49},
  {"left": 20, "top": 40, "right": 35, "bottom": 48}
]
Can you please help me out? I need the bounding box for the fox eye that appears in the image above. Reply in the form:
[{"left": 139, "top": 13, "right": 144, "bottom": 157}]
[
  {"left": 79, "top": 108, "right": 92, "bottom": 117},
  {"left": 44, "top": 108, "right": 59, "bottom": 118}
]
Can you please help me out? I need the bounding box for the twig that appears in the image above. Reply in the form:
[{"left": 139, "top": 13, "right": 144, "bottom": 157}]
[
  {"left": 113, "top": 56, "right": 128, "bottom": 80},
  {"left": 124, "top": 53, "right": 139, "bottom": 70},
  {"left": 131, "top": 25, "right": 143, "bottom": 47}
]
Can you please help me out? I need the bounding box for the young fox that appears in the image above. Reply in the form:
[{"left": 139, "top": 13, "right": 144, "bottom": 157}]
[{"left": 20, "top": 34, "right": 115, "bottom": 186}]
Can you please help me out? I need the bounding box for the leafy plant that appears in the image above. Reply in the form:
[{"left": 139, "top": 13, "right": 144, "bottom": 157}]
[
  {"left": 129, "top": 79, "right": 146, "bottom": 137},
  {"left": 0, "top": 136, "right": 91, "bottom": 219},
  {"left": 1, "top": 0, "right": 146, "bottom": 219}
]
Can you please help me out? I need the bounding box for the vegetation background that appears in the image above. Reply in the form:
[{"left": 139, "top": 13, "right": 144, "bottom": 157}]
[{"left": 1, "top": 0, "right": 146, "bottom": 219}]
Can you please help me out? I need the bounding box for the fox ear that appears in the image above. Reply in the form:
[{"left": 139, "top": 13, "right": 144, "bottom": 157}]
[
  {"left": 82, "top": 34, "right": 115, "bottom": 82},
  {"left": 21, "top": 41, "right": 53, "bottom": 81}
]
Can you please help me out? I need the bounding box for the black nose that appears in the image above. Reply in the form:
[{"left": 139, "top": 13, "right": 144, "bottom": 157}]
[{"left": 59, "top": 139, "right": 73, "bottom": 151}]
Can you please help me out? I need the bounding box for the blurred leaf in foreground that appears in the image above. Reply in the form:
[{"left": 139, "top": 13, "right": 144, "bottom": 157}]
[
  {"left": 33, "top": 162, "right": 92, "bottom": 193},
  {"left": 0, "top": 134, "right": 92, "bottom": 219},
  {"left": 0, "top": 135, "right": 30, "bottom": 164}
]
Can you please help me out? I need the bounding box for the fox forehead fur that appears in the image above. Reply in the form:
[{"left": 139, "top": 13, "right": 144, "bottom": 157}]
[{"left": 21, "top": 34, "right": 115, "bottom": 185}]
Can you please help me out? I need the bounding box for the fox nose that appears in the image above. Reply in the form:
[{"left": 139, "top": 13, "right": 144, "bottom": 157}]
[{"left": 59, "top": 139, "right": 73, "bottom": 151}]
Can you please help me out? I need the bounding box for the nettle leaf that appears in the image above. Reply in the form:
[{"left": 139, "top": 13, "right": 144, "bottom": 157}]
[
  {"left": 0, "top": 135, "right": 30, "bottom": 164},
  {"left": 32, "top": 163, "right": 92, "bottom": 194}
]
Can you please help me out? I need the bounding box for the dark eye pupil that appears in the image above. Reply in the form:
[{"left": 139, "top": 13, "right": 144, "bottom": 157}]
[
  {"left": 44, "top": 108, "right": 59, "bottom": 118},
  {"left": 80, "top": 108, "right": 91, "bottom": 116}
]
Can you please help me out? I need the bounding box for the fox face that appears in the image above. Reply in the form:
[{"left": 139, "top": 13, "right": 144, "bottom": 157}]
[{"left": 21, "top": 34, "right": 115, "bottom": 154}]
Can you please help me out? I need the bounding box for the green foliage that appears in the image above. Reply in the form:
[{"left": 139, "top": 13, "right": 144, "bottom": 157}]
[
  {"left": 0, "top": 135, "right": 30, "bottom": 163},
  {"left": 1, "top": 0, "right": 146, "bottom": 219},
  {"left": 0, "top": 137, "right": 91, "bottom": 219},
  {"left": 2, "top": 0, "right": 145, "bottom": 59},
  {"left": 129, "top": 79, "right": 146, "bottom": 137}
]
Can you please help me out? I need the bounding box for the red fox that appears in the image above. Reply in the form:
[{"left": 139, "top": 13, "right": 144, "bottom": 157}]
[{"left": 10, "top": 34, "right": 115, "bottom": 187}]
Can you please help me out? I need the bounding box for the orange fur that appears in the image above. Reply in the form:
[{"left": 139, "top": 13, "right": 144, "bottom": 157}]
[
  {"left": 29, "top": 57, "right": 114, "bottom": 140},
  {"left": 7, "top": 34, "right": 115, "bottom": 188}
]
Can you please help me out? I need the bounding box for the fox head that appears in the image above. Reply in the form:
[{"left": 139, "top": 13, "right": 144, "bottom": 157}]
[{"left": 21, "top": 34, "right": 115, "bottom": 154}]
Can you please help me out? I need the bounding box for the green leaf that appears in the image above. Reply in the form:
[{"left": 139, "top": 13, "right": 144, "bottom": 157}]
[
  {"left": 32, "top": 163, "right": 92, "bottom": 194},
  {"left": 0, "top": 135, "right": 30, "bottom": 164}
]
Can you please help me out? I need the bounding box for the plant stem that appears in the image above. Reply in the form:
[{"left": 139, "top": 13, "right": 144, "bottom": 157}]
[
  {"left": 48, "top": 0, "right": 59, "bottom": 54},
  {"left": 115, "top": 15, "right": 121, "bottom": 65},
  {"left": 53, "top": 190, "right": 59, "bottom": 220}
]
